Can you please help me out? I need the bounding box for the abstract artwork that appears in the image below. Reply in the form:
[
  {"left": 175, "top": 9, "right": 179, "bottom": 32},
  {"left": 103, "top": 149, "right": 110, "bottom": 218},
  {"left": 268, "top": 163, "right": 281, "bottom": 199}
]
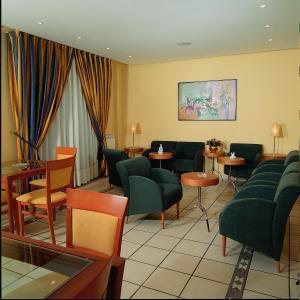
[{"left": 178, "top": 79, "right": 237, "bottom": 121}]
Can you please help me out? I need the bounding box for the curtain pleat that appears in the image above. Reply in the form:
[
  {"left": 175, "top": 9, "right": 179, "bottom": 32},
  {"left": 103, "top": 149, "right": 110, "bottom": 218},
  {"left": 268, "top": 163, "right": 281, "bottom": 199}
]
[
  {"left": 7, "top": 30, "right": 73, "bottom": 160},
  {"left": 75, "top": 50, "right": 112, "bottom": 171}
]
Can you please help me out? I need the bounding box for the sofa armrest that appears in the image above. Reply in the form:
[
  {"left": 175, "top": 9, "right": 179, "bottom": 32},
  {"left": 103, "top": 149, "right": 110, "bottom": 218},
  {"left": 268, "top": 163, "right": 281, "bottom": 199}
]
[
  {"left": 128, "top": 176, "right": 163, "bottom": 214},
  {"left": 234, "top": 185, "right": 277, "bottom": 201},
  {"left": 193, "top": 150, "right": 204, "bottom": 171},
  {"left": 252, "top": 164, "right": 285, "bottom": 176},
  {"left": 249, "top": 172, "right": 282, "bottom": 183},
  {"left": 150, "top": 168, "right": 180, "bottom": 184}
]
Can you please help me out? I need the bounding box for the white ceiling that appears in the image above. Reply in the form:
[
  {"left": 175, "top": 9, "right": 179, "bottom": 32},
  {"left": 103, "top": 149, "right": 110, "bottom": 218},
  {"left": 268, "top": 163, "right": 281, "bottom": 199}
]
[{"left": 2, "top": 0, "right": 300, "bottom": 64}]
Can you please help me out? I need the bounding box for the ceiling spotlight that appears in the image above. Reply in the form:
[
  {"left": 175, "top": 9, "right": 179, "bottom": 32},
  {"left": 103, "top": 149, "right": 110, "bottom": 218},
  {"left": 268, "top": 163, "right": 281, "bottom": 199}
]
[
  {"left": 265, "top": 24, "right": 270, "bottom": 28},
  {"left": 106, "top": 47, "right": 110, "bottom": 50},
  {"left": 37, "top": 21, "right": 43, "bottom": 25},
  {"left": 77, "top": 36, "right": 82, "bottom": 40},
  {"left": 260, "top": 4, "right": 266, "bottom": 8},
  {"left": 268, "top": 38, "right": 273, "bottom": 42},
  {"left": 128, "top": 55, "right": 132, "bottom": 58},
  {"left": 176, "top": 41, "right": 192, "bottom": 46}
]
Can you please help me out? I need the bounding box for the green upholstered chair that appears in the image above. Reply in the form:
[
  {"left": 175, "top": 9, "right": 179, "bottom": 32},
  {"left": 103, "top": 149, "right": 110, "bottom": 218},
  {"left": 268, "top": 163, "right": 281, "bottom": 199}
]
[
  {"left": 219, "top": 171, "right": 300, "bottom": 272},
  {"left": 103, "top": 149, "right": 129, "bottom": 188},
  {"left": 116, "top": 156, "right": 182, "bottom": 229},
  {"left": 224, "top": 143, "right": 263, "bottom": 179}
]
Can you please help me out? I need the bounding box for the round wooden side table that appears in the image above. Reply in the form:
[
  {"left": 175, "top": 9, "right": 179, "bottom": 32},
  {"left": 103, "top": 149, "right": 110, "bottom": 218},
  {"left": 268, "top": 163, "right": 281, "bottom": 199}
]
[
  {"left": 124, "top": 146, "right": 144, "bottom": 158},
  {"left": 217, "top": 156, "right": 245, "bottom": 191},
  {"left": 149, "top": 152, "right": 173, "bottom": 168},
  {"left": 261, "top": 153, "right": 287, "bottom": 161},
  {"left": 181, "top": 172, "right": 219, "bottom": 232}
]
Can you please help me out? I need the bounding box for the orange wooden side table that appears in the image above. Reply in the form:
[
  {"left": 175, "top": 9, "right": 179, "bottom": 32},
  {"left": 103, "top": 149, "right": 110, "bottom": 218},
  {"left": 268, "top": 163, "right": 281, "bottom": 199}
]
[
  {"left": 261, "top": 153, "right": 286, "bottom": 161},
  {"left": 149, "top": 152, "right": 173, "bottom": 168},
  {"left": 124, "top": 146, "right": 144, "bottom": 158},
  {"left": 181, "top": 172, "right": 219, "bottom": 232}
]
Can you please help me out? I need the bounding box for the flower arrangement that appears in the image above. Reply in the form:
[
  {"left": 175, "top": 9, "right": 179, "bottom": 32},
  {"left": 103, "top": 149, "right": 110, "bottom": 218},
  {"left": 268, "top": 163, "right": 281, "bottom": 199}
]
[{"left": 206, "top": 138, "right": 222, "bottom": 148}]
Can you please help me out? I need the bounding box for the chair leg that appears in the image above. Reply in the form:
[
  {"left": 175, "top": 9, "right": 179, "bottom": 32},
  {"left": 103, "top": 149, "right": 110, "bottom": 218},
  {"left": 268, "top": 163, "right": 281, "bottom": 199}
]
[
  {"left": 125, "top": 216, "right": 128, "bottom": 224},
  {"left": 161, "top": 211, "right": 165, "bottom": 229},
  {"left": 275, "top": 260, "right": 281, "bottom": 273},
  {"left": 222, "top": 235, "right": 226, "bottom": 256},
  {"left": 18, "top": 202, "right": 24, "bottom": 236},
  {"left": 48, "top": 209, "right": 56, "bottom": 245},
  {"left": 52, "top": 208, "right": 56, "bottom": 221},
  {"left": 176, "top": 202, "right": 180, "bottom": 219}
]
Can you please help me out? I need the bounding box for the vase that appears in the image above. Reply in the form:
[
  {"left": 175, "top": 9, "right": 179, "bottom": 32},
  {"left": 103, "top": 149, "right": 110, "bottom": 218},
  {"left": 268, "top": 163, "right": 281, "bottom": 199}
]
[{"left": 209, "top": 146, "right": 218, "bottom": 153}]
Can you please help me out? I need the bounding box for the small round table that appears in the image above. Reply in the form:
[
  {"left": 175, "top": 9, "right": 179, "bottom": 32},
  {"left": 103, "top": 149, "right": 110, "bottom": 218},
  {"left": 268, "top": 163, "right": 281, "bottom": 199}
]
[
  {"left": 124, "top": 146, "right": 144, "bottom": 158},
  {"left": 149, "top": 152, "right": 173, "bottom": 168},
  {"left": 202, "top": 151, "right": 224, "bottom": 178},
  {"left": 217, "top": 156, "right": 245, "bottom": 191},
  {"left": 181, "top": 172, "right": 219, "bottom": 232},
  {"left": 261, "top": 153, "right": 287, "bottom": 161}
]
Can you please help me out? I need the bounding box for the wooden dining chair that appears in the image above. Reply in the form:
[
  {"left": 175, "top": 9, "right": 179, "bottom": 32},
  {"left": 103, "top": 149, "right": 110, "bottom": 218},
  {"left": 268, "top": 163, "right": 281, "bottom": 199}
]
[
  {"left": 16, "top": 156, "right": 76, "bottom": 244},
  {"left": 66, "top": 188, "right": 128, "bottom": 257},
  {"left": 29, "top": 146, "right": 77, "bottom": 188},
  {"left": 1, "top": 191, "right": 19, "bottom": 215}
]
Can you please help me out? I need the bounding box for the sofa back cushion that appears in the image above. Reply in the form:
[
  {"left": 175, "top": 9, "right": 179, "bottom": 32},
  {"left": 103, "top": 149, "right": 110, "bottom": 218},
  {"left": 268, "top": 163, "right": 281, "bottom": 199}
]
[
  {"left": 230, "top": 143, "right": 262, "bottom": 164},
  {"left": 175, "top": 142, "right": 205, "bottom": 160},
  {"left": 116, "top": 156, "right": 151, "bottom": 197},
  {"left": 283, "top": 150, "right": 299, "bottom": 167},
  {"left": 151, "top": 141, "right": 177, "bottom": 153}
]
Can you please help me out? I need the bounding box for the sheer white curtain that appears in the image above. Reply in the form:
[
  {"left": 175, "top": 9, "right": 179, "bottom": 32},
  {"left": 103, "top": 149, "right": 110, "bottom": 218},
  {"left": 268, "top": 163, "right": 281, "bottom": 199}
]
[{"left": 40, "top": 61, "right": 98, "bottom": 186}]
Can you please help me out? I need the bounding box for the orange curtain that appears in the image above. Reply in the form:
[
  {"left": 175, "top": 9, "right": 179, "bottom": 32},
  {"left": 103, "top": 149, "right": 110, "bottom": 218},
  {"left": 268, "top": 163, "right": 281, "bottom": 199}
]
[
  {"left": 75, "top": 50, "right": 112, "bottom": 171},
  {"left": 7, "top": 30, "right": 73, "bottom": 160}
]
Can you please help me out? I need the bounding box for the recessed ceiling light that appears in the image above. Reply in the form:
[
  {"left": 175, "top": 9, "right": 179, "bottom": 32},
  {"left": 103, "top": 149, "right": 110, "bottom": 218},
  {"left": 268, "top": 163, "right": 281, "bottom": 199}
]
[
  {"left": 77, "top": 36, "right": 82, "bottom": 40},
  {"left": 37, "top": 21, "right": 43, "bottom": 25},
  {"left": 260, "top": 4, "right": 266, "bottom": 8},
  {"left": 268, "top": 38, "right": 273, "bottom": 42},
  {"left": 176, "top": 41, "right": 192, "bottom": 46},
  {"left": 128, "top": 55, "right": 132, "bottom": 58},
  {"left": 106, "top": 47, "right": 110, "bottom": 50},
  {"left": 265, "top": 24, "right": 270, "bottom": 28}
]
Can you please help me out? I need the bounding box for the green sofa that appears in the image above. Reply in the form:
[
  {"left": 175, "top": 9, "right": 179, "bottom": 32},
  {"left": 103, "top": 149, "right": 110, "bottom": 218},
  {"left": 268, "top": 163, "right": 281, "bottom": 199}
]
[
  {"left": 103, "top": 148, "right": 129, "bottom": 188},
  {"left": 116, "top": 156, "right": 183, "bottom": 228},
  {"left": 143, "top": 140, "right": 205, "bottom": 174},
  {"left": 219, "top": 168, "right": 300, "bottom": 271}
]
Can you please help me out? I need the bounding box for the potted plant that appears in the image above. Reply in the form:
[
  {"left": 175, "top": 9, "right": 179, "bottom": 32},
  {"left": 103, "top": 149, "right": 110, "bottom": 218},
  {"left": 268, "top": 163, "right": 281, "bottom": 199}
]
[{"left": 206, "top": 138, "right": 222, "bottom": 152}]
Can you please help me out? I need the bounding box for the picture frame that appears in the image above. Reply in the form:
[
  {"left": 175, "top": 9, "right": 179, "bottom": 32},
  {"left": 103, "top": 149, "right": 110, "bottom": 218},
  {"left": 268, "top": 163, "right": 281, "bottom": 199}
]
[{"left": 178, "top": 79, "right": 237, "bottom": 121}]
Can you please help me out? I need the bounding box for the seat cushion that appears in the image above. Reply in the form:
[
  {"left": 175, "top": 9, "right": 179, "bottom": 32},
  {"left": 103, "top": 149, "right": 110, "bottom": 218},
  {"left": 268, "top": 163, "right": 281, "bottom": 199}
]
[
  {"left": 1, "top": 191, "right": 19, "bottom": 203},
  {"left": 29, "top": 178, "right": 46, "bottom": 187},
  {"left": 159, "top": 183, "right": 182, "bottom": 210},
  {"left": 16, "top": 189, "right": 66, "bottom": 205}
]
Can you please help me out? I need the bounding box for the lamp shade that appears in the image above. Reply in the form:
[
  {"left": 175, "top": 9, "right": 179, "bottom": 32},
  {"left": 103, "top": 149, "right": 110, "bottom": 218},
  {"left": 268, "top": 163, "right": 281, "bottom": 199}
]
[
  {"left": 271, "top": 123, "right": 283, "bottom": 137},
  {"left": 130, "top": 124, "right": 136, "bottom": 134}
]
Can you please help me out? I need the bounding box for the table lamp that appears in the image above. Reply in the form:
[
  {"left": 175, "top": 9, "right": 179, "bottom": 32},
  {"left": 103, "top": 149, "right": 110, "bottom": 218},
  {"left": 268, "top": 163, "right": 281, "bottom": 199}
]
[
  {"left": 271, "top": 123, "right": 283, "bottom": 155},
  {"left": 131, "top": 124, "right": 136, "bottom": 147}
]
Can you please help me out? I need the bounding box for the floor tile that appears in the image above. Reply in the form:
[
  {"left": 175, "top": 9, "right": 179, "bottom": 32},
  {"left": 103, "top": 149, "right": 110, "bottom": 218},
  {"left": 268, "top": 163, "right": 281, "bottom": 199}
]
[
  {"left": 1, "top": 256, "right": 13, "bottom": 266},
  {"left": 144, "top": 267, "right": 190, "bottom": 296},
  {"left": 204, "top": 244, "right": 241, "bottom": 265},
  {"left": 181, "top": 276, "right": 228, "bottom": 299},
  {"left": 173, "top": 239, "right": 209, "bottom": 258},
  {"left": 123, "top": 260, "right": 156, "bottom": 285},
  {"left": 121, "top": 241, "right": 142, "bottom": 259},
  {"left": 122, "top": 229, "right": 154, "bottom": 244},
  {"left": 184, "top": 221, "right": 219, "bottom": 244},
  {"left": 160, "top": 252, "right": 200, "bottom": 274},
  {"left": 134, "top": 219, "right": 167, "bottom": 233},
  {"left": 245, "top": 269, "right": 289, "bottom": 298},
  {"left": 145, "top": 234, "right": 180, "bottom": 251},
  {"left": 242, "top": 289, "right": 277, "bottom": 299},
  {"left": 130, "top": 245, "right": 170, "bottom": 266},
  {"left": 1, "top": 268, "right": 23, "bottom": 288},
  {"left": 212, "top": 234, "right": 242, "bottom": 249},
  {"left": 132, "top": 287, "right": 177, "bottom": 299},
  {"left": 4, "top": 259, "right": 38, "bottom": 275},
  {"left": 121, "top": 281, "right": 139, "bottom": 299},
  {"left": 194, "top": 258, "right": 235, "bottom": 284},
  {"left": 1, "top": 276, "right": 34, "bottom": 298}
]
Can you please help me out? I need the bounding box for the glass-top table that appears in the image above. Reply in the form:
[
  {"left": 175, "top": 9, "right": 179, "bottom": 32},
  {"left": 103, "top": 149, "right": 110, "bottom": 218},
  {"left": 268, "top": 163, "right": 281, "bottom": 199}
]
[{"left": 2, "top": 235, "right": 94, "bottom": 299}]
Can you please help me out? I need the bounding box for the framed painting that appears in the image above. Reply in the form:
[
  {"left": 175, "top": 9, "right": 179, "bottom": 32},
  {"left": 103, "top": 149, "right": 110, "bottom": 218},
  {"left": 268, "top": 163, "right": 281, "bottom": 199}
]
[{"left": 178, "top": 79, "right": 237, "bottom": 121}]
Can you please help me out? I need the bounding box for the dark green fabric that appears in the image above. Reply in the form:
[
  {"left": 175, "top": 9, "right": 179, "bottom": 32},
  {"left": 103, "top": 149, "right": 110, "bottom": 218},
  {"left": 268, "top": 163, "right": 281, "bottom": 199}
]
[
  {"left": 252, "top": 164, "right": 285, "bottom": 176},
  {"left": 103, "top": 148, "right": 129, "bottom": 187},
  {"left": 151, "top": 141, "right": 177, "bottom": 153},
  {"left": 224, "top": 143, "right": 262, "bottom": 178},
  {"left": 116, "top": 156, "right": 182, "bottom": 217},
  {"left": 234, "top": 185, "right": 277, "bottom": 201},
  {"left": 283, "top": 150, "right": 299, "bottom": 167},
  {"left": 241, "top": 179, "right": 278, "bottom": 189},
  {"left": 175, "top": 142, "right": 204, "bottom": 160},
  {"left": 248, "top": 172, "right": 282, "bottom": 184}
]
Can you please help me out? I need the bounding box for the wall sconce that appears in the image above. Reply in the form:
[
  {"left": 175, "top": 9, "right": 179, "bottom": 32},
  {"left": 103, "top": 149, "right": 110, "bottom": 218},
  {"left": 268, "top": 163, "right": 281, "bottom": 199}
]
[{"left": 271, "top": 123, "right": 283, "bottom": 155}]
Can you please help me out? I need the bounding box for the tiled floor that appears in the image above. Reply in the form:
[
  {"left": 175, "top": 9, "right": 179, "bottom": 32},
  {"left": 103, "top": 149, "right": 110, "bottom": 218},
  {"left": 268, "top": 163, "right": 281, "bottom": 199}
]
[{"left": 1, "top": 176, "right": 300, "bottom": 299}]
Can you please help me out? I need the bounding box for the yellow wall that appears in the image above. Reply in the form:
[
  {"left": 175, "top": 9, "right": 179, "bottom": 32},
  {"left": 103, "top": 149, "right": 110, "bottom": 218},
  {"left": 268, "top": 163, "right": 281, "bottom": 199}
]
[
  {"left": 127, "top": 49, "right": 300, "bottom": 154},
  {"left": 1, "top": 31, "right": 17, "bottom": 162}
]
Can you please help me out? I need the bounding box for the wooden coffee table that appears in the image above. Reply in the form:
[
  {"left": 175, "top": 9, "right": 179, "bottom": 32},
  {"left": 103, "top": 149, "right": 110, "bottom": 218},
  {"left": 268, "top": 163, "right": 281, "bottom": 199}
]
[
  {"left": 124, "top": 146, "right": 144, "bottom": 158},
  {"left": 217, "top": 156, "right": 245, "bottom": 191},
  {"left": 181, "top": 172, "right": 219, "bottom": 232},
  {"left": 149, "top": 152, "right": 173, "bottom": 168}
]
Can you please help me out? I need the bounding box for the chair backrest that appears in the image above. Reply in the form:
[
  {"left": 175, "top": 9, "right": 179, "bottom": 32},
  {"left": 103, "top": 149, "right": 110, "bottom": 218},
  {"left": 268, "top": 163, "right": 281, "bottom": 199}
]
[
  {"left": 66, "top": 188, "right": 128, "bottom": 257},
  {"left": 46, "top": 156, "right": 76, "bottom": 195},
  {"left": 175, "top": 141, "right": 205, "bottom": 159},
  {"left": 151, "top": 141, "right": 177, "bottom": 153},
  {"left": 282, "top": 161, "right": 300, "bottom": 176},
  {"left": 229, "top": 143, "right": 263, "bottom": 164},
  {"left": 116, "top": 156, "right": 151, "bottom": 197},
  {"left": 56, "top": 146, "right": 77, "bottom": 160},
  {"left": 283, "top": 150, "right": 299, "bottom": 167},
  {"left": 103, "top": 149, "right": 129, "bottom": 187}
]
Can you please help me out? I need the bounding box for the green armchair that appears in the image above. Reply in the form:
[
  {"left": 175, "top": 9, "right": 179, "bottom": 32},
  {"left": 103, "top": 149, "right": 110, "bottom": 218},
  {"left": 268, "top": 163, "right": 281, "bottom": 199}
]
[
  {"left": 116, "top": 156, "right": 182, "bottom": 228},
  {"left": 219, "top": 171, "right": 300, "bottom": 272},
  {"left": 103, "top": 148, "right": 129, "bottom": 188}
]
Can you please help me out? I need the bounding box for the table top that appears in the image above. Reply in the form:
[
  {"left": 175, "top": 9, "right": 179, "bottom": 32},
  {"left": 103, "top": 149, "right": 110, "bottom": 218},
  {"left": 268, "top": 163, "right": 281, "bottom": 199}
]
[
  {"left": 217, "top": 156, "right": 245, "bottom": 166},
  {"left": 181, "top": 172, "right": 219, "bottom": 187},
  {"left": 261, "top": 153, "right": 286, "bottom": 161},
  {"left": 202, "top": 151, "right": 224, "bottom": 158},
  {"left": 1, "top": 160, "right": 45, "bottom": 177},
  {"left": 1, "top": 232, "right": 111, "bottom": 299},
  {"left": 124, "top": 146, "right": 144, "bottom": 153},
  {"left": 149, "top": 152, "right": 173, "bottom": 160}
]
